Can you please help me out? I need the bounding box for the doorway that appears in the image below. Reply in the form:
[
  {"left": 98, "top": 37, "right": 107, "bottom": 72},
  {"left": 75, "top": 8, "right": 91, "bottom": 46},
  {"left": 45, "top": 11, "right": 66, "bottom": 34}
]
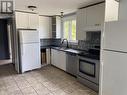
[{"left": 0, "top": 19, "right": 12, "bottom": 65}]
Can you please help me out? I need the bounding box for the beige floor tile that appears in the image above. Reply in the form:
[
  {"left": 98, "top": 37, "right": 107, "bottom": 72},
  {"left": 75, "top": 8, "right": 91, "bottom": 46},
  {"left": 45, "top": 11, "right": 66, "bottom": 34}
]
[
  {"left": 0, "top": 64, "right": 96, "bottom": 95},
  {"left": 9, "top": 90, "right": 23, "bottom": 95},
  {"left": 52, "top": 89, "right": 70, "bottom": 95},
  {"left": 7, "top": 85, "right": 20, "bottom": 93},
  {"left": 31, "top": 83, "right": 51, "bottom": 95},
  {"left": 69, "top": 89, "right": 91, "bottom": 95},
  {"left": 45, "top": 92, "right": 54, "bottom": 95},
  {"left": 42, "top": 81, "right": 60, "bottom": 91},
  {"left": 0, "top": 89, "right": 8, "bottom": 95},
  {"left": 21, "top": 87, "right": 38, "bottom": 95},
  {"left": 17, "top": 81, "right": 31, "bottom": 89},
  {"left": 36, "top": 88, "right": 51, "bottom": 95},
  {"left": 89, "top": 91, "right": 98, "bottom": 95}
]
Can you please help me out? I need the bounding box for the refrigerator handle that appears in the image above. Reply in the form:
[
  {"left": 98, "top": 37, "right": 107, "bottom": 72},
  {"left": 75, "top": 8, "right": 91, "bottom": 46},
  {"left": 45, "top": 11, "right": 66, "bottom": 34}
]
[{"left": 21, "top": 44, "right": 24, "bottom": 55}]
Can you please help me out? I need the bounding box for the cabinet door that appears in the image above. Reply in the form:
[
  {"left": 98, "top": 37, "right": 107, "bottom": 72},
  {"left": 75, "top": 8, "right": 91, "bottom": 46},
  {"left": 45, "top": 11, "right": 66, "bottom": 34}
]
[
  {"left": 86, "top": 3, "right": 105, "bottom": 26},
  {"left": 59, "top": 51, "right": 66, "bottom": 71},
  {"left": 76, "top": 9, "right": 87, "bottom": 40},
  {"left": 15, "top": 12, "right": 28, "bottom": 29},
  {"left": 51, "top": 49, "right": 60, "bottom": 68},
  {"left": 29, "top": 14, "right": 39, "bottom": 29},
  {"left": 56, "top": 16, "right": 61, "bottom": 38},
  {"left": 39, "top": 16, "right": 52, "bottom": 38},
  {"left": 51, "top": 49, "right": 66, "bottom": 71},
  {"left": 51, "top": 49, "right": 56, "bottom": 66},
  {"left": 46, "top": 49, "right": 50, "bottom": 64}
]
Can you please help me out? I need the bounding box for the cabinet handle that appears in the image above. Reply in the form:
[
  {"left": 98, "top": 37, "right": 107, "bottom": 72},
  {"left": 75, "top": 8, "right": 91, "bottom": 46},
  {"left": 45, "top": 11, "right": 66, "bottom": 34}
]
[{"left": 95, "top": 24, "right": 100, "bottom": 26}]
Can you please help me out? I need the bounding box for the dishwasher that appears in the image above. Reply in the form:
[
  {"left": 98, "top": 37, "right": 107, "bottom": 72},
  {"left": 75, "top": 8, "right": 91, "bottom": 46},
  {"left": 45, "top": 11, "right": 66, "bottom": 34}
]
[{"left": 66, "top": 52, "right": 77, "bottom": 76}]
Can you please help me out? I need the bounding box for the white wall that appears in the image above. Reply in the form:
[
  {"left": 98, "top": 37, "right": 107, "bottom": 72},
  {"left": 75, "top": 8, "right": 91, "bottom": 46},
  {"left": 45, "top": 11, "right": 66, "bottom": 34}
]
[
  {"left": 119, "top": 0, "right": 127, "bottom": 21},
  {"left": 105, "top": 0, "right": 119, "bottom": 22},
  {"left": 39, "top": 16, "right": 52, "bottom": 39}
]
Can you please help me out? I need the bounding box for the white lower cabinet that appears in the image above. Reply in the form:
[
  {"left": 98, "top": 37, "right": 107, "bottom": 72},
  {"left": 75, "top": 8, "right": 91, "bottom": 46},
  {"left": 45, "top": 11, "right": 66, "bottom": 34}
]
[{"left": 51, "top": 49, "right": 66, "bottom": 71}]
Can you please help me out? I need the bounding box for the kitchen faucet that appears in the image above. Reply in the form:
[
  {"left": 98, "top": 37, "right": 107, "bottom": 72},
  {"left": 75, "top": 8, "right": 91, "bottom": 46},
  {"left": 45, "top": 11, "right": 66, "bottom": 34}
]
[{"left": 61, "top": 39, "right": 69, "bottom": 48}]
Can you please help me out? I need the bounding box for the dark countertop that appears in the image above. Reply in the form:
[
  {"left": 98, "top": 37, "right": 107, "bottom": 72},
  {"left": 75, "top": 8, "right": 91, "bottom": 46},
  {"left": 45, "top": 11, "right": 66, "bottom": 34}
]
[
  {"left": 41, "top": 45, "right": 100, "bottom": 60},
  {"left": 41, "top": 45, "right": 83, "bottom": 54}
]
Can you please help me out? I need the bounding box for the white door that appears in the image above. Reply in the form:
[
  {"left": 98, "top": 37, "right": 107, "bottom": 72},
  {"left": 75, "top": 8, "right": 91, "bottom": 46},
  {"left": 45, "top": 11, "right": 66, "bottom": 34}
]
[{"left": 21, "top": 43, "right": 41, "bottom": 73}]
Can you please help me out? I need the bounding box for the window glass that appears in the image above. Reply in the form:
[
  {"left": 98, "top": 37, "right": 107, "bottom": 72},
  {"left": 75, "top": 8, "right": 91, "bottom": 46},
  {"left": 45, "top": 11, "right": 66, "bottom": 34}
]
[
  {"left": 71, "top": 20, "right": 76, "bottom": 40},
  {"left": 64, "top": 21, "right": 69, "bottom": 39},
  {"left": 63, "top": 20, "right": 76, "bottom": 41}
]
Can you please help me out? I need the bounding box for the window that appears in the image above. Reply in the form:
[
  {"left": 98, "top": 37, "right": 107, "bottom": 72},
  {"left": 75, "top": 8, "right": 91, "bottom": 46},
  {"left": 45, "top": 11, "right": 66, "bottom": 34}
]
[{"left": 63, "top": 19, "right": 76, "bottom": 41}]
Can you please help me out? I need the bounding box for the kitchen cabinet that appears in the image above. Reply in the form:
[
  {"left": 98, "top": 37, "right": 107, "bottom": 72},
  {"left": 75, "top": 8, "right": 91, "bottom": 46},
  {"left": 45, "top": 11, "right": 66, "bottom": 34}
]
[
  {"left": 51, "top": 49, "right": 66, "bottom": 71},
  {"left": 52, "top": 16, "right": 61, "bottom": 38},
  {"left": 15, "top": 11, "right": 39, "bottom": 29},
  {"left": 15, "top": 12, "right": 28, "bottom": 29},
  {"left": 76, "top": 9, "right": 87, "bottom": 40},
  {"left": 41, "top": 48, "right": 51, "bottom": 66},
  {"left": 105, "top": 0, "right": 119, "bottom": 22},
  {"left": 76, "top": 3, "right": 105, "bottom": 40},
  {"left": 46, "top": 49, "right": 51, "bottom": 64},
  {"left": 86, "top": 3, "right": 105, "bottom": 27},
  {"left": 29, "top": 13, "right": 39, "bottom": 29},
  {"left": 39, "top": 16, "right": 52, "bottom": 38}
]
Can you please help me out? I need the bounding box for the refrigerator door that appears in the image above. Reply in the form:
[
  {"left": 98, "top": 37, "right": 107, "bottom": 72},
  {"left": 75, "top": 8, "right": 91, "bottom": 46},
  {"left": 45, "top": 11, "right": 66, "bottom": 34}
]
[
  {"left": 20, "top": 43, "right": 41, "bottom": 73},
  {"left": 19, "top": 30, "right": 40, "bottom": 44},
  {"left": 101, "top": 50, "right": 127, "bottom": 95},
  {"left": 103, "top": 21, "right": 127, "bottom": 52}
]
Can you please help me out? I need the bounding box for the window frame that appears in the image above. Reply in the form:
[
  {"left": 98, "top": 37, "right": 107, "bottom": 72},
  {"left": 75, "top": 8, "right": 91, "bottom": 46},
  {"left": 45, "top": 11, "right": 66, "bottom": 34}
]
[{"left": 62, "top": 15, "right": 76, "bottom": 42}]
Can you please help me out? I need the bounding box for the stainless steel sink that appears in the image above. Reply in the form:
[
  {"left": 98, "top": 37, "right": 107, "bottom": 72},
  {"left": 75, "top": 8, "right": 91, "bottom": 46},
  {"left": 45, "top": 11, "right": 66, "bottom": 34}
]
[
  {"left": 65, "top": 49, "right": 81, "bottom": 54},
  {"left": 53, "top": 47, "right": 68, "bottom": 51},
  {"left": 53, "top": 47, "right": 81, "bottom": 54}
]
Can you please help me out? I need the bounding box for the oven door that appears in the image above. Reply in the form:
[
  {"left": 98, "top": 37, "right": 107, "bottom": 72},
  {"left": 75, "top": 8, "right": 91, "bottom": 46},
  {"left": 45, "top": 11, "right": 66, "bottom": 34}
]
[{"left": 78, "top": 56, "right": 100, "bottom": 84}]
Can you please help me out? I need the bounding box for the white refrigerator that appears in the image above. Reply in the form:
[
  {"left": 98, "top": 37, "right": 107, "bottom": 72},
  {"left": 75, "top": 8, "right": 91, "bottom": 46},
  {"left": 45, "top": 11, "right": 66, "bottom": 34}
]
[
  {"left": 100, "top": 21, "right": 127, "bottom": 95},
  {"left": 19, "top": 30, "right": 41, "bottom": 73}
]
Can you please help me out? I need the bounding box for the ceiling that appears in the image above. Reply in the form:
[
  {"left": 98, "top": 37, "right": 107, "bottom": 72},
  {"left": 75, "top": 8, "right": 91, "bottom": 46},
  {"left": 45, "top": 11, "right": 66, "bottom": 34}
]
[{"left": 14, "top": 0, "right": 104, "bottom": 16}]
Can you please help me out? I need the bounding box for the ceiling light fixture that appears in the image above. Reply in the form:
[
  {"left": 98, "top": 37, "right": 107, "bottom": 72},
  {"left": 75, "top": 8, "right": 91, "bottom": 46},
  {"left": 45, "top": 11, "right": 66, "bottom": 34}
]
[
  {"left": 60, "top": 12, "right": 64, "bottom": 18},
  {"left": 28, "top": 6, "right": 37, "bottom": 11}
]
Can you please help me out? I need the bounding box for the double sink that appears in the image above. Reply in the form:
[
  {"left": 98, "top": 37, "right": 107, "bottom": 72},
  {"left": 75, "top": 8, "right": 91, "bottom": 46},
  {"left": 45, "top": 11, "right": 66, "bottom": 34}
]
[{"left": 52, "top": 47, "right": 82, "bottom": 54}]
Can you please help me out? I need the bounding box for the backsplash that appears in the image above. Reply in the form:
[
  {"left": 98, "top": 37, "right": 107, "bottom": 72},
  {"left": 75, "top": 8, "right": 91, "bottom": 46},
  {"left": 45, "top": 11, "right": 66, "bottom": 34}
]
[
  {"left": 40, "top": 38, "right": 61, "bottom": 47},
  {"left": 40, "top": 38, "right": 100, "bottom": 51}
]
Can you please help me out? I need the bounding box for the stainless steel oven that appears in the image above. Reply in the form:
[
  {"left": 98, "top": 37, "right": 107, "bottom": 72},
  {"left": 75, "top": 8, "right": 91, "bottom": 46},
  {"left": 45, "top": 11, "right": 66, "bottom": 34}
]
[{"left": 77, "top": 55, "right": 100, "bottom": 92}]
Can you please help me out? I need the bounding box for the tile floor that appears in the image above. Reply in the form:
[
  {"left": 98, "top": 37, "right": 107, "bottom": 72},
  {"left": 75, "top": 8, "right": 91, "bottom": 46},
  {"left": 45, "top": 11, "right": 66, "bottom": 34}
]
[
  {"left": 0, "top": 64, "right": 98, "bottom": 95},
  {"left": 0, "top": 59, "right": 12, "bottom": 65}
]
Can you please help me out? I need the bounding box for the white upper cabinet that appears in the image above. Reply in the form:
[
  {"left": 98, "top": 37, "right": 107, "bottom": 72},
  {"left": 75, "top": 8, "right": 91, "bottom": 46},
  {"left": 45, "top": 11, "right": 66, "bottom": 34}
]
[
  {"left": 15, "top": 12, "right": 39, "bottom": 29},
  {"left": 15, "top": 12, "right": 28, "bottom": 29},
  {"left": 39, "top": 16, "right": 52, "bottom": 39},
  {"left": 76, "top": 3, "right": 105, "bottom": 40},
  {"left": 105, "top": 0, "right": 119, "bottom": 22},
  {"left": 28, "top": 13, "right": 39, "bottom": 29},
  {"left": 52, "top": 16, "right": 61, "bottom": 38},
  {"left": 86, "top": 3, "right": 105, "bottom": 27},
  {"left": 76, "top": 9, "right": 87, "bottom": 40},
  {"left": 77, "top": 9, "right": 87, "bottom": 31},
  {"left": 56, "top": 16, "right": 61, "bottom": 38}
]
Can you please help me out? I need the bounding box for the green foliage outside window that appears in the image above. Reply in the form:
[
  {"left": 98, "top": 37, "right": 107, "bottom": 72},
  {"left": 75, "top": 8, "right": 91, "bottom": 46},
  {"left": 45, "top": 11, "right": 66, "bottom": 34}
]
[
  {"left": 71, "top": 20, "right": 76, "bottom": 40},
  {"left": 64, "top": 20, "right": 76, "bottom": 41}
]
